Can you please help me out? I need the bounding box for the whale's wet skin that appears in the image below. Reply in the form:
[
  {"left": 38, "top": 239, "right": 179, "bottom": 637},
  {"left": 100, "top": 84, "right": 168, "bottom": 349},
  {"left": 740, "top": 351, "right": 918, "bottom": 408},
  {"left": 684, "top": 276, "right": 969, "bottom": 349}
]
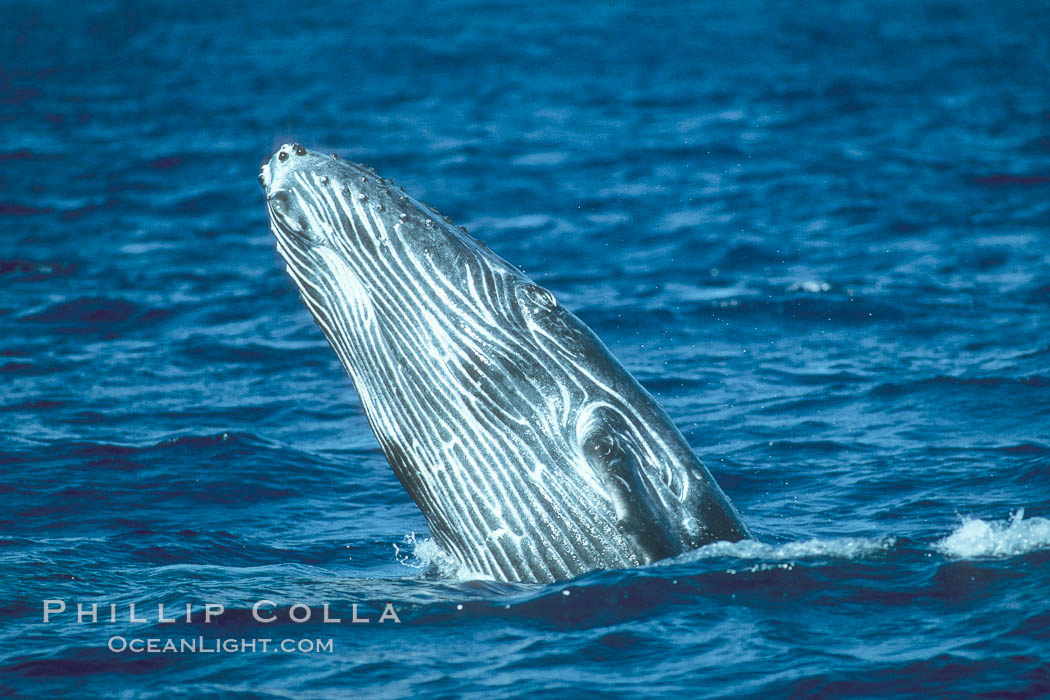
[{"left": 261, "top": 143, "right": 750, "bottom": 582}]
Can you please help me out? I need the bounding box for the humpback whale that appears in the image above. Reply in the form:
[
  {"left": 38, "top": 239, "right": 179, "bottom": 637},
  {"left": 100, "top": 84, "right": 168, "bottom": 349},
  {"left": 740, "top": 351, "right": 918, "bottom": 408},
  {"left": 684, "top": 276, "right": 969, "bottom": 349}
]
[{"left": 260, "top": 143, "right": 751, "bottom": 583}]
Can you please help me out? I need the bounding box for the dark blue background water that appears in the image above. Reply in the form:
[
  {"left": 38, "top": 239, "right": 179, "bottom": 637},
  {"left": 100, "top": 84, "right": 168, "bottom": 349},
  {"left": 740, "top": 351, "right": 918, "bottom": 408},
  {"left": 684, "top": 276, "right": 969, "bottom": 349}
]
[{"left": 3, "top": 0, "right": 1050, "bottom": 696}]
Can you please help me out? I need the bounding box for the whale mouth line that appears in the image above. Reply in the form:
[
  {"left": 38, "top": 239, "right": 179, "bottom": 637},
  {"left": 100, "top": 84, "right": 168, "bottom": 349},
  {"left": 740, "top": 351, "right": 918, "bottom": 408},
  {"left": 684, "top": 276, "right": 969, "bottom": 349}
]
[{"left": 266, "top": 197, "right": 311, "bottom": 244}]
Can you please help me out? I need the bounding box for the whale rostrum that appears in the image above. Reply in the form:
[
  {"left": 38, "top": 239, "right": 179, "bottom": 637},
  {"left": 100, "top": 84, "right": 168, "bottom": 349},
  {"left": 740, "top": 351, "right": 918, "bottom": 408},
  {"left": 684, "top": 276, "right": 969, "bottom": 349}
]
[{"left": 261, "top": 143, "right": 751, "bottom": 583}]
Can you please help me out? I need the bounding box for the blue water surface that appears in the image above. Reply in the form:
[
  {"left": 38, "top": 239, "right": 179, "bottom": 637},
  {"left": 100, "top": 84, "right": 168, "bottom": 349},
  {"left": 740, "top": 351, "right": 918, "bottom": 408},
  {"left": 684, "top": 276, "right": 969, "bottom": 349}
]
[{"left": 3, "top": 0, "right": 1050, "bottom": 696}]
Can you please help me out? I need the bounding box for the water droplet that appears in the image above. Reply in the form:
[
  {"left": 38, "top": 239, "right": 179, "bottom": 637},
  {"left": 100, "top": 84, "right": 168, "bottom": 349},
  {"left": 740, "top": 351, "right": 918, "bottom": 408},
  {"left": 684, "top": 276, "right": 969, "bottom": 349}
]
[
  {"left": 320, "top": 176, "right": 329, "bottom": 184},
  {"left": 458, "top": 226, "right": 468, "bottom": 233},
  {"left": 377, "top": 204, "right": 385, "bottom": 212},
  {"left": 360, "top": 176, "right": 367, "bottom": 183},
  {"left": 331, "top": 153, "right": 340, "bottom": 159},
  {"left": 399, "top": 212, "right": 408, "bottom": 222},
  {"left": 424, "top": 219, "right": 434, "bottom": 228},
  {"left": 357, "top": 193, "right": 367, "bottom": 202}
]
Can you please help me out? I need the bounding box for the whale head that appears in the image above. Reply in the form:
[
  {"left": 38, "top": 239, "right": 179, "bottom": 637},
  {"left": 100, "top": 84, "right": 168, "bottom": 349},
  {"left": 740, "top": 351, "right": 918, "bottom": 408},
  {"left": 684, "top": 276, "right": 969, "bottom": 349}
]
[{"left": 261, "top": 144, "right": 540, "bottom": 355}]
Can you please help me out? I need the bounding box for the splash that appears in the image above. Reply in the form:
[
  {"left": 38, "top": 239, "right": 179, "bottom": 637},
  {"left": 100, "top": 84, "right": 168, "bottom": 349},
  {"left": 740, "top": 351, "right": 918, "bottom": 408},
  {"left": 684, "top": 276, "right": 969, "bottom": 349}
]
[
  {"left": 396, "top": 531, "right": 898, "bottom": 581},
  {"left": 936, "top": 509, "right": 1050, "bottom": 559},
  {"left": 678, "top": 535, "right": 896, "bottom": 564},
  {"left": 394, "top": 532, "right": 494, "bottom": 581}
]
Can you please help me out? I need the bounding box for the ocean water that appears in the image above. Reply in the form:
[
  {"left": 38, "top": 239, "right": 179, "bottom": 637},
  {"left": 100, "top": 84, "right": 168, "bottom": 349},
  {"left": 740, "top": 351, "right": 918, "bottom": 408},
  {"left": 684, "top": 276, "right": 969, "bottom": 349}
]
[{"left": 3, "top": 0, "right": 1050, "bottom": 696}]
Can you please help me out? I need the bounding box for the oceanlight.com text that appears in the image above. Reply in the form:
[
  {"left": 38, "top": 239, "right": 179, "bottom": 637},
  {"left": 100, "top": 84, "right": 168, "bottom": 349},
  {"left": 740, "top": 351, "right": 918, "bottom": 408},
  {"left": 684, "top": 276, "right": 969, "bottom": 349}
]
[{"left": 107, "top": 636, "right": 335, "bottom": 654}]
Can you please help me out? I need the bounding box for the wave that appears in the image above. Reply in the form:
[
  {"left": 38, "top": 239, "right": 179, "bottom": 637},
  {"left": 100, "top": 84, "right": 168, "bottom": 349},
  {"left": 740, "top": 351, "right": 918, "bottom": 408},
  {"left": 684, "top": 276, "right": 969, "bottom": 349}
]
[
  {"left": 0, "top": 258, "right": 76, "bottom": 281},
  {"left": 935, "top": 509, "right": 1050, "bottom": 559},
  {"left": 16, "top": 297, "right": 172, "bottom": 334},
  {"left": 398, "top": 531, "right": 898, "bottom": 583},
  {"left": 870, "top": 375, "right": 1050, "bottom": 396},
  {"left": 398, "top": 510, "right": 1050, "bottom": 584},
  {"left": 679, "top": 535, "right": 897, "bottom": 563}
]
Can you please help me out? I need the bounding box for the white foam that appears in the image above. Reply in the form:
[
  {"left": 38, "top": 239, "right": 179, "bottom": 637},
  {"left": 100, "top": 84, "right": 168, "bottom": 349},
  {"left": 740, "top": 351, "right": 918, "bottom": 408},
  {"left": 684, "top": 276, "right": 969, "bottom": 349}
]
[
  {"left": 394, "top": 532, "right": 494, "bottom": 581},
  {"left": 935, "top": 509, "right": 1050, "bottom": 559},
  {"left": 681, "top": 535, "right": 896, "bottom": 563},
  {"left": 395, "top": 531, "right": 897, "bottom": 580},
  {"left": 788, "top": 279, "right": 831, "bottom": 293}
]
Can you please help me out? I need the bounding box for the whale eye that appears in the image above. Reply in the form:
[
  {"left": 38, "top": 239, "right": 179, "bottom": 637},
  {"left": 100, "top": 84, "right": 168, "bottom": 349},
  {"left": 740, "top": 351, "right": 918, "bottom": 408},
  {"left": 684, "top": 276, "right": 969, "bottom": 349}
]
[{"left": 590, "top": 433, "right": 617, "bottom": 458}]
